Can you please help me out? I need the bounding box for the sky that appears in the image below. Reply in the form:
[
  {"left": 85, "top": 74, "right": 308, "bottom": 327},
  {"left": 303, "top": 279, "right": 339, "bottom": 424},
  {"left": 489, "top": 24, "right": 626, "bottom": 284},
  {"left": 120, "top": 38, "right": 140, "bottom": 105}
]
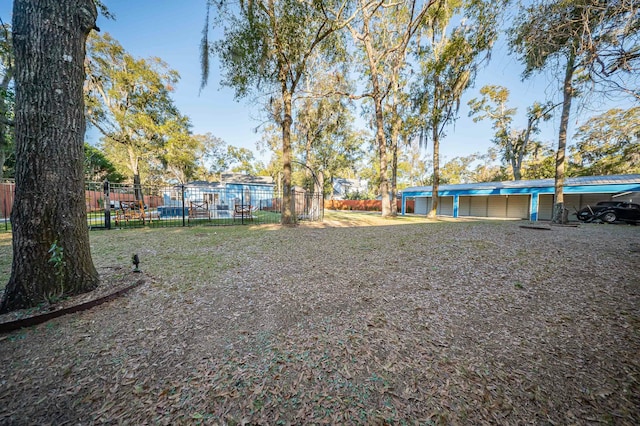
[{"left": 0, "top": 1, "right": 630, "bottom": 168}]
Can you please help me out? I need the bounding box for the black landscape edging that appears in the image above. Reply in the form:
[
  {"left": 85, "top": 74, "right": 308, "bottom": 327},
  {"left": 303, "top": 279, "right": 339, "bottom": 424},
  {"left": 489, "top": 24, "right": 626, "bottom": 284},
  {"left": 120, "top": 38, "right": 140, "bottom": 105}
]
[
  {"left": 519, "top": 225, "right": 552, "bottom": 231},
  {"left": 0, "top": 279, "right": 145, "bottom": 334}
]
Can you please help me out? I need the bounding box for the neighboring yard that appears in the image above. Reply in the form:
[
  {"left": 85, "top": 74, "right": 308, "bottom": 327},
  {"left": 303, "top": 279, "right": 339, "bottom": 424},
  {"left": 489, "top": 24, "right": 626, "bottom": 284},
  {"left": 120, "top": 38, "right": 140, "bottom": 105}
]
[{"left": 0, "top": 212, "right": 639, "bottom": 424}]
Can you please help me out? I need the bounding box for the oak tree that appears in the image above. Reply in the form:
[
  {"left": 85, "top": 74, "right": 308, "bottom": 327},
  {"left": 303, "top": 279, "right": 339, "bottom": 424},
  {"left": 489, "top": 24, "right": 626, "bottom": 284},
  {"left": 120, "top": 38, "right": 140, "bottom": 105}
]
[
  {"left": 294, "top": 67, "right": 364, "bottom": 200},
  {"left": 468, "top": 85, "right": 557, "bottom": 180},
  {"left": 1, "top": 0, "right": 100, "bottom": 313},
  {"left": 84, "top": 143, "right": 125, "bottom": 182},
  {"left": 509, "top": 0, "right": 639, "bottom": 223},
  {"left": 413, "top": 0, "right": 503, "bottom": 217},
  {"left": 159, "top": 125, "right": 203, "bottom": 184},
  {"left": 345, "top": 0, "right": 435, "bottom": 217},
  {"left": 569, "top": 107, "right": 640, "bottom": 176},
  {"left": 85, "top": 32, "right": 185, "bottom": 196},
  {"left": 203, "top": 0, "right": 356, "bottom": 224}
]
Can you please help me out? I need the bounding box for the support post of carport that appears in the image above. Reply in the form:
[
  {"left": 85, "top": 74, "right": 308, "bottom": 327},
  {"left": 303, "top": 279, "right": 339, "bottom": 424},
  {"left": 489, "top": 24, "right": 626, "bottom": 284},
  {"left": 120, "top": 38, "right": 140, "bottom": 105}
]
[
  {"left": 401, "top": 192, "right": 406, "bottom": 215},
  {"left": 530, "top": 193, "right": 539, "bottom": 221},
  {"left": 453, "top": 195, "right": 459, "bottom": 218}
]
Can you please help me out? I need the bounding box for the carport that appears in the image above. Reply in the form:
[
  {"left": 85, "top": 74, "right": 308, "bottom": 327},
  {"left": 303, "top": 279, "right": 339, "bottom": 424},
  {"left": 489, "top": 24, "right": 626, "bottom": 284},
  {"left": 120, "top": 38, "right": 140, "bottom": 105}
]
[{"left": 401, "top": 174, "right": 640, "bottom": 221}]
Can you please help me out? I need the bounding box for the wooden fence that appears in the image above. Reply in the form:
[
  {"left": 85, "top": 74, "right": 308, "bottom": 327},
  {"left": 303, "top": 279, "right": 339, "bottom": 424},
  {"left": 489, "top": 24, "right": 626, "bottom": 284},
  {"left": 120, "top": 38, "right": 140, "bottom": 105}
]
[
  {"left": 325, "top": 199, "right": 414, "bottom": 213},
  {"left": 0, "top": 182, "right": 163, "bottom": 217},
  {"left": 0, "top": 181, "right": 15, "bottom": 219}
]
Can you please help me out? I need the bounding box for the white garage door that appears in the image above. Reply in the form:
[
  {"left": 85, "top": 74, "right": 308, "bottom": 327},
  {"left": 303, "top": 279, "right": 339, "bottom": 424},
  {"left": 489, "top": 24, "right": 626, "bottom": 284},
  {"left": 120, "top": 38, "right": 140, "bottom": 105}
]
[
  {"left": 458, "top": 196, "right": 471, "bottom": 216},
  {"left": 487, "top": 196, "right": 506, "bottom": 217},
  {"left": 414, "top": 197, "right": 428, "bottom": 215},
  {"left": 538, "top": 194, "right": 554, "bottom": 220},
  {"left": 507, "top": 195, "right": 530, "bottom": 219},
  {"left": 439, "top": 197, "right": 454, "bottom": 216},
  {"left": 470, "top": 197, "right": 487, "bottom": 217}
]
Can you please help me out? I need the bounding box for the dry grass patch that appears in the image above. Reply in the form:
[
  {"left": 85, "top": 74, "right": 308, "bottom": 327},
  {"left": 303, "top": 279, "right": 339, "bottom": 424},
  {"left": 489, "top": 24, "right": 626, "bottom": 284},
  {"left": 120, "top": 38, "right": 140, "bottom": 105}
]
[{"left": 1, "top": 214, "right": 639, "bottom": 424}]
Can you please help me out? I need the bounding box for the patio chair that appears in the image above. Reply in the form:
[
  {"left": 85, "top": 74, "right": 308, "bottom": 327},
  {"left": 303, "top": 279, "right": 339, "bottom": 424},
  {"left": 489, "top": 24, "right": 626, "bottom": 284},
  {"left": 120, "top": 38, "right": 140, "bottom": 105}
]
[
  {"left": 189, "top": 201, "right": 210, "bottom": 221},
  {"left": 233, "top": 204, "right": 253, "bottom": 221}
]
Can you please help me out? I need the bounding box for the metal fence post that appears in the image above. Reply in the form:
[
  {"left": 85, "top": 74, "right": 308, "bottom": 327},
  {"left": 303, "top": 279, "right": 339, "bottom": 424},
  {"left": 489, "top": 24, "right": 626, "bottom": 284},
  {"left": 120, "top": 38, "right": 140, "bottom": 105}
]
[
  {"left": 241, "top": 186, "right": 245, "bottom": 225},
  {"left": 3, "top": 188, "right": 7, "bottom": 232},
  {"left": 291, "top": 188, "right": 296, "bottom": 223},
  {"left": 103, "top": 180, "right": 111, "bottom": 230},
  {"left": 3, "top": 185, "right": 7, "bottom": 232},
  {"left": 181, "top": 184, "right": 186, "bottom": 227}
]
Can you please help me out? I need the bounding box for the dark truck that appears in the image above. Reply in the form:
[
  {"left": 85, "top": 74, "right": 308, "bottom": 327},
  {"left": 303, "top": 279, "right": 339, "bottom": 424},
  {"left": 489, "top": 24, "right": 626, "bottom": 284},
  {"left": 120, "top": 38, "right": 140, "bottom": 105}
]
[{"left": 575, "top": 201, "right": 640, "bottom": 224}]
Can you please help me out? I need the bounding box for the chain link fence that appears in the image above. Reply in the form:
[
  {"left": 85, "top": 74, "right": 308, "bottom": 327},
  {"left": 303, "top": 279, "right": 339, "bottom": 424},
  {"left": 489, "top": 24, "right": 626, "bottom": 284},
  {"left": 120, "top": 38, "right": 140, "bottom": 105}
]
[{"left": 1, "top": 180, "right": 323, "bottom": 231}]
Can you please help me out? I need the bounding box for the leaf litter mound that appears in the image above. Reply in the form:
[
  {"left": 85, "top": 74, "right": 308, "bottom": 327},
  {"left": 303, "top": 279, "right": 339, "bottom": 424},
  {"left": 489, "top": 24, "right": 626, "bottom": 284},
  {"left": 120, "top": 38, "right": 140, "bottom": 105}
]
[{"left": 0, "top": 218, "right": 639, "bottom": 424}]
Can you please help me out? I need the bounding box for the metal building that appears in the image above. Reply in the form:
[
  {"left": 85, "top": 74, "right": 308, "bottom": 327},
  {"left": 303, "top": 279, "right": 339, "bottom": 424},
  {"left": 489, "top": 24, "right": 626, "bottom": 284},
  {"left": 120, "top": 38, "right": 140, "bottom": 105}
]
[{"left": 401, "top": 175, "right": 640, "bottom": 221}]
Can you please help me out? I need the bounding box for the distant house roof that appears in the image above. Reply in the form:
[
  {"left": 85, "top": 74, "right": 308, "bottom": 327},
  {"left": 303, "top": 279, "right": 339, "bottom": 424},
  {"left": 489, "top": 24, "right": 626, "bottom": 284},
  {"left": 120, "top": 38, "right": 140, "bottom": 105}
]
[
  {"left": 221, "top": 173, "right": 274, "bottom": 185},
  {"left": 183, "top": 174, "right": 274, "bottom": 188},
  {"left": 403, "top": 174, "right": 640, "bottom": 194},
  {"left": 186, "top": 180, "right": 223, "bottom": 187}
]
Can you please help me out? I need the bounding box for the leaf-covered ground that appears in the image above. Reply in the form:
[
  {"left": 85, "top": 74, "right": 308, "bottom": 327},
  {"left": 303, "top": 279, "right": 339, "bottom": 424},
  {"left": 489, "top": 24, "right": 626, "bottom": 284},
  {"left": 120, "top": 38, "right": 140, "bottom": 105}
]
[{"left": 1, "top": 213, "right": 639, "bottom": 424}]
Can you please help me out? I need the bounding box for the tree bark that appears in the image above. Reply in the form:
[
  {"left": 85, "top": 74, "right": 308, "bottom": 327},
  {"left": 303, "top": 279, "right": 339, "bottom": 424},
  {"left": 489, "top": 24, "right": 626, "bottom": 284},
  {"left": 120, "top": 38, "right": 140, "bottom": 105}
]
[
  {"left": 429, "top": 123, "right": 440, "bottom": 218},
  {"left": 1, "top": 0, "right": 99, "bottom": 313},
  {"left": 374, "top": 95, "right": 391, "bottom": 217},
  {"left": 358, "top": 9, "right": 390, "bottom": 218},
  {"left": 125, "top": 146, "right": 145, "bottom": 202},
  {"left": 552, "top": 50, "right": 576, "bottom": 224},
  {"left": 390, "top": 141, "right": 398, "bottom": 216},
  {"left": 313, "top": 170, "right": 324, "bottom": 220},
  {"left": 389, "top": 79, "right": 400, "bottom": 217},
  {"left": 510, "top": 144, "right": 522, "bottom": 181},
  {"left": 280, "top": 84, "right": 294, "bottom": 225},
  {"left": 374, "top": 94, "right": 391, "bottom": 217}
]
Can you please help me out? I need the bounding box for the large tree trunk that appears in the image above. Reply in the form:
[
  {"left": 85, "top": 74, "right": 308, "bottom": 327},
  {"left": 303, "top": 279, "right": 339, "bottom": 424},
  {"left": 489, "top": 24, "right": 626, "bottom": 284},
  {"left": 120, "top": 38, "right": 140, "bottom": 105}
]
[
  {"left": 389, "top": 90, "right": 400, "bottom": 217},
  {"left": 511, "top": 149, "right": 522, "bottom": 181},
  {"left": 281, "top": 85, "right": 294, "bottom": 225},
  {"left": 313, "top": 170, "right": 324, "bottom": 220},
  {"left": 361, "top": 21, "right": 390, "bottom": 218},
  {"left": 428, "top": 124, "right": 440, "bottom": 218},
  {"left": 512, "top": 163, "right": 522, "bottom": 180},
  {"left": 552, "top": 50, "right": 576, "bottom": 224},
  {"left": 513, "top": 126, "right": 532, "bottom": 181},
  {"left": 374, "top": 95, "right": 391, "bottom": 217},
  {"left": 1, "top": 0, "right": 100, "bottom": 313},
  {"left": 390, "top": 139, "right": 398, "bottom": 217},
  {"left": 127, "top": 146, "right": 144, "bottom": 201}
]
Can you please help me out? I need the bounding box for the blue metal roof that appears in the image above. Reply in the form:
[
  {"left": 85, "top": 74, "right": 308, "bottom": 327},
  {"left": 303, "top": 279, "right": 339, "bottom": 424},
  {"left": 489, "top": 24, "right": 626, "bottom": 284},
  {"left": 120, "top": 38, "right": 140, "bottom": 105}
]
[{"left": 403, "top": 174, "right": 640, "bottom": 194}]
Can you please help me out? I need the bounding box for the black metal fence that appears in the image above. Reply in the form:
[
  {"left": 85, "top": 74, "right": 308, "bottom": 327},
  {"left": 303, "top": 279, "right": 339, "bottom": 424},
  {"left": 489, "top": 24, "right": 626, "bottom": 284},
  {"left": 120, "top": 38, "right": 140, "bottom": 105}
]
[{"left": 0, "top": 180, "right": 323, "bottom": 231}]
